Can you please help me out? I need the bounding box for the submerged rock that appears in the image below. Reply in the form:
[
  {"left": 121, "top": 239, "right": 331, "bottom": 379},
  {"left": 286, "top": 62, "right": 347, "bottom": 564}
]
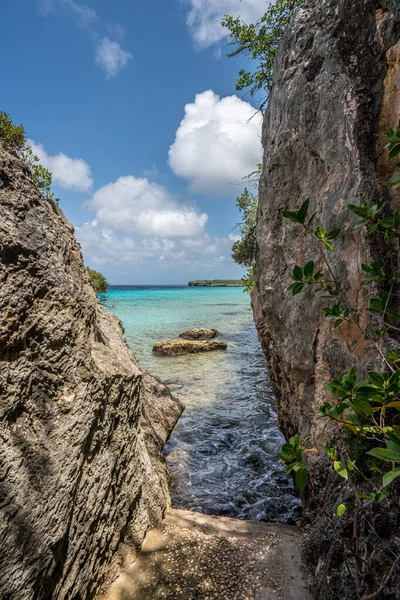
[
  {"left": 179, "top": 327, "right": 218, "bottom": 340},
  {"left": 153, "top": 339, "right": 227, "bottom": 356},
  {"left": 0, "top": 144, "right": 184, "bottom": 600}
]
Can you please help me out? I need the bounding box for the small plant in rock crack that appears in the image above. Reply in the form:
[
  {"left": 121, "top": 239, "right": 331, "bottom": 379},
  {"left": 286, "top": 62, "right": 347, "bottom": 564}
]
[{"left": 278, "top": 124, "right": 400, "bottom": 599}]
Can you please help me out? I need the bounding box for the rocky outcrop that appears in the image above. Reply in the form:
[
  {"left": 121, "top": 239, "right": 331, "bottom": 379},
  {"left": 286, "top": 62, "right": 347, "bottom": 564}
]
[
  {"left": 179, "top": 328, "right": 218, "bottom": 340},
  {"left": 153, "top": 339, "right": 227, "bottom": 357},
  {"left": 188, "top": 280, "right": 243, "bottom": 286},
  {"left": 253, "top": 0, "right": 400, "bottom": 598},
  {"left": 0, "top": 145, "right": 184, "bottom": 600}
]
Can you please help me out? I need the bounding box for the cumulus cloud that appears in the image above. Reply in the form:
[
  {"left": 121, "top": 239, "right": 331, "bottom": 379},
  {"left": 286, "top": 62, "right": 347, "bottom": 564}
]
[
  {"left": 89, "top": 176, "right": 207, "bottom": 238},
  {"left": 95, "top": 38, "right": 133, "bottom": 78},
  {"left": 168, "top": 90, "right": 262, "bottom": 195},
  {"left": 185, "top": 0, "right": 268, "bottom": 48},
  {"left": 28, "top": 140, "right": 93, "bottom": 192},
  {"left": 76, "top": 175, "right": 233, "bottom": 270}
]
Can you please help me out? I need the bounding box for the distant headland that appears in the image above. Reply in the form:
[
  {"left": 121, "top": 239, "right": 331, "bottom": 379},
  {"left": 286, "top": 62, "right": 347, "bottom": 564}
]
[{"left": 188, "top": 279, "right": 243, "bottom": 287}]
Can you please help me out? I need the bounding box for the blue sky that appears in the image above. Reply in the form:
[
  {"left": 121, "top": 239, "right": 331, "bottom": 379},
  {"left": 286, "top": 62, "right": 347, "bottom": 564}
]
[{"left": 2, "top": 0, "right": 266, "bottom": 284}]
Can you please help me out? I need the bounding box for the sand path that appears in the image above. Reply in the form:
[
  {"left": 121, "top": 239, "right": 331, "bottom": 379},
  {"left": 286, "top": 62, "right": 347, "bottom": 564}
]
[{"left": 103, "top": 509, "right": 310, "bottom": 600}]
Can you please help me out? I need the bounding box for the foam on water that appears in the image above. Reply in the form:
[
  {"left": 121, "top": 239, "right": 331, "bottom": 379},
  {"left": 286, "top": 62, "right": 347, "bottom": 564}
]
[{"left": 107, "top": 285, "right": 300, "bottom": 522}]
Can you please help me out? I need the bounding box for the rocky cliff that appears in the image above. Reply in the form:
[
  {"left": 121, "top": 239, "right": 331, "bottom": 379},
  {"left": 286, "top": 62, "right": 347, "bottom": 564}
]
[
  {"left": 0, "top": 146, "right": 184, "bottom": 600},
  {"left": 253, "top": 0, "right": 400, "bottom": 598}
]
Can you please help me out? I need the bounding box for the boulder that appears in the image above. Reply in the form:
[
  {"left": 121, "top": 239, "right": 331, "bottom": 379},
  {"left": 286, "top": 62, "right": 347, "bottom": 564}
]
[
  {"left": 179, "top": 328, "right": 218, "bottom": 340},
  {"left": 153, "top": 339, "right": 227, "bottom": 357}
]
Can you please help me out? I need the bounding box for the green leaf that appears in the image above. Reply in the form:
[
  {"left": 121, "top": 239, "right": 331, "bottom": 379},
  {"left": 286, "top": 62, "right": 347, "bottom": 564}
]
[
  {"left": 323, "top": 239, "right": 334, "bottom": 251},
  {"left": 368, "top": 371, "right": 386, "bottom": 388},
  {"left": 334, "top": 461, "right": 348, "bottom": 479},
  {"left": 367, "top": 447, "right": 400, "bottom": 462},
  {"left": 325, "top": 445, "right": 337, "bottom": 459},
  {"left": 382, "top": 467, "right": 400, "bottom": 488},
  {"left": 327, "top": 228, "right": 341, "bottom": 240},
  {"left": 336, "top": 503, "right": 346, "bottom": 517},
  {"left": 372, "top": 491, "right": 390, "bottom": 503},
  {"left": 292, "top": 265, "right": 303, "bottom": 281},
  {"left": 304, "top": 260, "right": 314, "bottom": 279},
  {"left": 298, "top": 198, "right": 310, "bottom": 225},
  {"left": 288, "top": 282, "right": 306, "bottom": 295},
  {"left": 295, "top": 467, "right": 308, "bottom": 493}
]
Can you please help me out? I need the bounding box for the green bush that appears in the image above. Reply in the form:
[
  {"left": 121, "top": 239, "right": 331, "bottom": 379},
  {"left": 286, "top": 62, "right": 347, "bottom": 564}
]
[
  {"left": 86, "top": 267, "right": 109, "bottom": 294},
  {"left": 0, "top": 111, "right": 58, "bottom": 203},
  {"left": 231, "top": 187, "right": 258, "bottom": 292},
  {"left": 0, "top": 112, "right": 26, "bottom": 154}
]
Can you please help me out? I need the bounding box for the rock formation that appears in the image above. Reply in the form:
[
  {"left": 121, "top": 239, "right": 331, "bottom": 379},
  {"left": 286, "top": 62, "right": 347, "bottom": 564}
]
[
  {"left": 179, "top": 328, "right": 218, "bottom": 340},
  {"left": 152, "top": 339, "right": 227, "bottom": 357},
  {"left": 0, "top": 145, "right": 184, "bottom": 600},
  {"left": 253, "top": 0, "right": 400, "bottom": 598}
]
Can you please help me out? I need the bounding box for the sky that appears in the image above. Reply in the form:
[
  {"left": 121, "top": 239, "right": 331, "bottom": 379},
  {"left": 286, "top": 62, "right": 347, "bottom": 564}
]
[{"left": 2, "top": 0, "right": 268, "bottom": 284}]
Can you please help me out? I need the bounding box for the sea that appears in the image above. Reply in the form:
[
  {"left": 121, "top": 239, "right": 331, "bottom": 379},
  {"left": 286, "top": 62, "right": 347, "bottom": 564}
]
[{"left": 107, "top": 285, "right": 300, "bottom": 522}]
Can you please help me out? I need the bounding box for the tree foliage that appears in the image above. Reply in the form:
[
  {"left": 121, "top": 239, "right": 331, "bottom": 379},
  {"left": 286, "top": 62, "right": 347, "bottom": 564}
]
[
  {"left": 0, "top": 111, "right": 58, "bottom": 203},
  {"left": 231, "top": 188, "right": 258, "bottom": 292},
  {"left": 0, "top": 112, "right": 26, "bottom": 154},
  {"left": 222, "top": 0, "right": 305, "bottom": 109},
  {"left": 86, "top": 267, "right": 109, "bottom": 294}
]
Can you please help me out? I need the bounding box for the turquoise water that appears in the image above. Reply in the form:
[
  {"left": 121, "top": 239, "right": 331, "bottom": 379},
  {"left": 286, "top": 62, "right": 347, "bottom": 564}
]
[{"left": 107, "top": 286, "right": 299, "bottom": 522}]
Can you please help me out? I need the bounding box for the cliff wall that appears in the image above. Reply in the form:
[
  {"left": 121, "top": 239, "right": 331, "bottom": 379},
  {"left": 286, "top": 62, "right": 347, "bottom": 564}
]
[
  {"left": 0, "top": 146, "right": 184, "bottom": 600},
  {"left": 253, "top": 0, "right": 400, "bottom": 597}
]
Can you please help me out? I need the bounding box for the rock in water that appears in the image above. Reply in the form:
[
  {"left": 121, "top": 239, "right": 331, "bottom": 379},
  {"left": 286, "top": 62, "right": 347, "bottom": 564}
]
[
  {"left": 179, "top": 327, "right": 218, "bottom": 340},
  {"left": 153, "top": 339, "right": 227, "bottom": 356},
  {"left": 252, "top": 1, "right": 400, "bottom": 598},
  {"left": 0, "top": 145, "right": 184, "bottom": 600}
]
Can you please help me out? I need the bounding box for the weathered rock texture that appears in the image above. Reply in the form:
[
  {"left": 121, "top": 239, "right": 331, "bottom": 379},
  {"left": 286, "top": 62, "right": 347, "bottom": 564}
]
[
  {"left": 152, "top": 339, "right": 227, "bottom": 357},
  {"left": 179, "top": 328, "right": 218, "bottom": 340},
  {"left": 0, "top": 146, "right": 184, "bottom": 600},
  {"left": 253, "top": 0, "right": 400, "bottom": 598}
]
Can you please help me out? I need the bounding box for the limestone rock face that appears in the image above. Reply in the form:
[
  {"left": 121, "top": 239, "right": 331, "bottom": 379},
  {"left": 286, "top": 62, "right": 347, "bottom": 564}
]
[
  {"left": 253, "top": 0, "right": 400, "bottom": 598},
  {"left": 0, "top": 146, "right": 184, "bottom": 600},
  {"left": 153, "top": 339, "right": 227, "bottom": 356}
]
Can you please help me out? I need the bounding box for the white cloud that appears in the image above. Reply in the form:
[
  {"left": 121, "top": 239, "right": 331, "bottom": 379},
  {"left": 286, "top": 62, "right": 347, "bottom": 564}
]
[
  {"left": 89, "top": 176, "right": 207, "bottom": 238},
  {"left": 95, "top": 38, "right": 133, "bottom": 78},
  {"left": 40, "top": 1, "right": 132, "bottom": 79},
  {"left": 168, "top": 90, "right": 262, "bottom": 195},
  {"left": 40, "top": 0, "right": 97, "bottom": 29},
  {"left": 185, "top": 0, "right": 268, "bottom": 48},
  {"left": 76, "top": 175, "right": 233, "bottom": 270},
  {"left": 28, "top": 140, "right": 93, "bottom": 192},
  {"left": 229, "top": 232, "right": 241, "bottom": 242}
]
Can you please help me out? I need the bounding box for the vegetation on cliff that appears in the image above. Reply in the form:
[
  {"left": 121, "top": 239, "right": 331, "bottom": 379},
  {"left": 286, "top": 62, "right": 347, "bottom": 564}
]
[
  {"left": 278, "top": 125, "right": 400, "bottom": 597},
  {"left": 0, "top": 111, "right": 58, "bottom": 203},
  {"left": 86, "top": 267, "right": 109, "bottom": 294},
  {"left": 222, "top": 0, "right": 305, "bottom": 109},
  {"left": 231, "top": 188, "right": 258, "bottom": 292}
]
